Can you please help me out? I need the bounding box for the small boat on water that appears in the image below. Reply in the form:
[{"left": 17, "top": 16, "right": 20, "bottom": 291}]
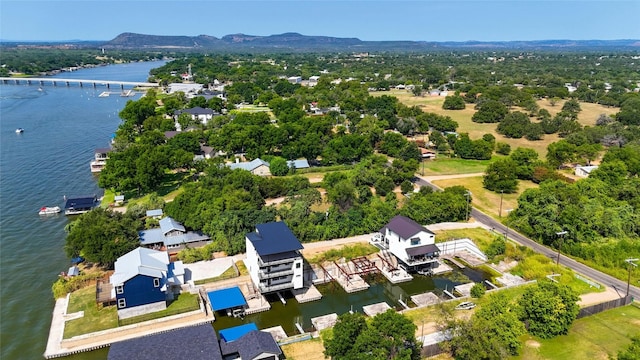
[
  {"left": 39, "top": 206, "right": 61, "bottom": 215},
  {"left": 15, "top": 128, "right": 24, "bottom": 133}
]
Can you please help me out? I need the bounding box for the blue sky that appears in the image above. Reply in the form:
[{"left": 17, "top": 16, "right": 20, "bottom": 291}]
[{"left": 1, "top": 1, "right": 638, "bottom": 42}]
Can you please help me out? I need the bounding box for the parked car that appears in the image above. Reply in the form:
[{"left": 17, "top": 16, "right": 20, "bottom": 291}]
[{"left": 454, "top": 301, "right": 476, "bottom": 310}]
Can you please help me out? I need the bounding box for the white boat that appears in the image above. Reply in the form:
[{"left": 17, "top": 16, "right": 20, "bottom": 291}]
[
  {"left": 39, "top": 206, "right": 61, "bottom": 215},
  {"left": 15, "top": 128, "right": 24, "bottom": 133}
]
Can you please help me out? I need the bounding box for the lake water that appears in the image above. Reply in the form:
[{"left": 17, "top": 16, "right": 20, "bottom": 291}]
[{"left": 0, "top": 61, "right": 165, "bottom": 360}]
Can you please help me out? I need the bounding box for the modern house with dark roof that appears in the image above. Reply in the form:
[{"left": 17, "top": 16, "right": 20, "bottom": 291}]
[
  {"left": 245, "top": 222, "right": 304, "bottom": 294},
  {"left": 107, "top": 324, "right": 282, "bottom": 360},
  {"left": 139, "top": 217, "right": 211, "bottom": 256},
  {"left": 379, "top": 215, "right": 440, "bottom": 272},
  {"left": 109, "top": 247, "right": 185, "bottom": 319}
]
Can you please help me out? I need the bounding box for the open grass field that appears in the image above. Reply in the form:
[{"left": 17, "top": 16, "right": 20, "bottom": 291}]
[
  {"left": 432, "top": 176, "right": 538, "bottom": 219},
  {"left": 373, "top": 90, "right": 619, "bottom": 157},
  {"left": 515, "top": 303, "right": 640, "bottom": 360},
  {"left": 422, "top": 157, "right": 495, "bottom": 175}
]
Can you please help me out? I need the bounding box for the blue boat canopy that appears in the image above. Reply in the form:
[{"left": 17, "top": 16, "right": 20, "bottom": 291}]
[
  {"left": 218, "top": 323, "right": 258, "bottom": 342},
  {"left": 207, "top": 287, "right": 247, "bottom": 311}
]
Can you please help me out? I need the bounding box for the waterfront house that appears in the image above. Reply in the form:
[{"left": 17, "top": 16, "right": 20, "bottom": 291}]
[
  {"left": 174, "top": 106, "right": 219, "bottom": 125},
  {"left": 245, "top": 222, "right": 304, "bottom": 294},
  {"left": 109, "top": 247, "right": 185, "bottom": 319},
  {"left": 138, "top": 217, "right": 211, "bottom": 257},
  {"left": 90, "top": 148, "right": 111, "bottom": 173},
  {"left": 228, "top": 158, "right": 271, "bottom": 176},
  {"left": 378, "top": 215, "right": 440, "bottom": 272}
]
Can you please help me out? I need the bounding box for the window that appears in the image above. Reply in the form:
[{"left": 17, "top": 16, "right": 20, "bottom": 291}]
[
  {"left": 153, "top": 278, "right": 160, "bottom": 287},
  {"left": 118, "top": 298, "right": 126, "bottom": 308},
  {"left": 296, "top": 263, "right": 301, "bottom": 269},
  {"left": 116, "top": 285, "right": 123, "bottom": 294}
]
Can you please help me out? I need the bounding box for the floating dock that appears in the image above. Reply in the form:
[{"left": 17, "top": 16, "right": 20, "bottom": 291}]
[
  {"left": 362, "top": 302, "right": 392, "bottom": 317},
  {"left": 311, "top": 313, "right": 338, "bottom": 332},
  {"left": 292, "top": 285, "right": 322, "bottom": 303},
  {"left": 410, "top": 292, "right": 440, "bottom": 307}
]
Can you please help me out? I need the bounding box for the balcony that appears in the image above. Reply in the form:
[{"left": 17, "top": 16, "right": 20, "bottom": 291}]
[
  {"left": 258, "top": 268, "right": 294, "bottom": 280},
  {"left": 258, "top": 282, "right": 293, "bottom": 293},
  {"left": 257, "top": 256, "right": 298, "bottom": 267}
]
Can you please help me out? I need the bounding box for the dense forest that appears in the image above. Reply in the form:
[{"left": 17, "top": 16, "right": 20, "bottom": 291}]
[{"left": 55, "top": 50, "right": 639, "bottom": 280}]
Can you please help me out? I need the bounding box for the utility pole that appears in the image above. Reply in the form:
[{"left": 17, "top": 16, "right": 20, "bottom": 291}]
[
  {"left": 625, "top": 259, "right": 638, "bottom": 298},
  {"left": 499, "top": 190, "right": 504, "bottom": 218},
  {"left": 556, "top": 231, "right": 568, "bottom": 266},
  {"left": 464, "top": 191, "right": 471, "bottom": 221}
]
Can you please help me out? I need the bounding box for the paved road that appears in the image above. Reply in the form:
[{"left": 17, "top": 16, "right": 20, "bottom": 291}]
[{"left": 415, "top": 176, "right": 640, "bottom": 300}]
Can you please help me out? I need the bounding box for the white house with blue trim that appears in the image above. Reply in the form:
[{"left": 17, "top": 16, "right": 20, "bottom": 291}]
[
  {"left": 245, "top": 222, "right": 304, "bottom": 294},
  {"left": 109, "top": 247, "right": 185, "bottom": 319}
]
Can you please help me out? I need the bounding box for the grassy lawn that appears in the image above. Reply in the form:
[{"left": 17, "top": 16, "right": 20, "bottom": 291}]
[
  {"left": 118, "top": 292, "right": 199, "bottom": 326},
  {"left": 434, "top": 228, "right": 498, "bottom": 251},
  {"left": 432, "top": 176, "right": 538, "bottom": 219},
  {"left": 376, "top": 90, "right": 619, "bottom": 157},
  {"left": 422, "top": 157, "right": 494, "bottom": 176},
  {"left": 281, "top": 337, "right": 327, "bottom": 360},
  {"left": 194, "top": 265, "right": 238, "bottom": 285},
  {"left": 515, "top": 303, "right": 640, "bottom": 360},
  {"left": 64, "top": 286, "right": 118, "bottom": 338},
  {"left": 307, "top": 243, "right": 379, "bottom": 264}
]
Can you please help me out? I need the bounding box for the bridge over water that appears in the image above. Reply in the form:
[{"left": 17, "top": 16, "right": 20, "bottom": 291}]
[{"left": 0, "top": 77, "right": 160, "bottom": 89}]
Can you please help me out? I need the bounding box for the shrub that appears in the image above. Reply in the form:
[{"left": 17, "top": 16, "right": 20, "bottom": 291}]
[
  {"left": 470, "top": 283, "right": 486, "bottom": 298},
  {"left": 496, "top": 142, "right": 511, "bottom": 155},
  {"left": 486, "top": 237, "right": 507, "bottom": 259}
]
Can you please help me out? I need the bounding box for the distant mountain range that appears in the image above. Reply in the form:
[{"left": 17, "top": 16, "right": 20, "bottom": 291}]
[{"left": 5, "top": 32, "right": 640, "bottom": 51}]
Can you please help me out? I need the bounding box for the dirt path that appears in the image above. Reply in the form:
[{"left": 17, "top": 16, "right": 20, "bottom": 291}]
[{"left": 300, "top": 233, "right": 375, "bottom": 258}]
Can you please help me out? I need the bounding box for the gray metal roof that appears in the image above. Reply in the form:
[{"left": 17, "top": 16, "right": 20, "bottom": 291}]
[
  {"left": 406, "top": 244, "right": 440, "bottom": 257},
  {"left": 228, "top": 158, "right": 269, "bottom": 172},
  {"left": 219, "top": 330, "right": 282, "bottom": 359},
  {"left": 380, "top": 215, "right": 434, "bottom": 240},
  {"left": 110, "top": 248, "right": 169, "bottom": 286},
  {"left": 247, "top": 222, "right": 303, "bottom": 256},
  {"left": 159, "top": 217, "right": 186, "bottom": 235},
  {"left": 146, "top": 209, "right": 163, "bottom": 217},
  {"left": 108, "top": 324, "right": 222, "bottom": 360},
  {"left": 287, "top": 159, "right": 310, "bottom": 169},
  {"left": 174, "top": 106, "right": 215, "bottom": 116}
]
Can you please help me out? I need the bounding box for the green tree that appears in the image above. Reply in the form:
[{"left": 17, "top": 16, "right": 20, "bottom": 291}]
[
  {"left": 324, "top": 312, "right": 368, "bottom": 359},
  {"left": 518, "top": 281, "right": 579, "bottom": 338},
  {"left": 483, "top": 158, "right": 518, "bottom": 193},
  {"left": 64, "top": 208, "right": 141, "bottom": 267},
  {"left": 472, "top": 100, "right": 508, "bottom": 123},
  {"left": 446, "top": 293, "right": 525, "bottom": 359},
  {"left": 546, "top": 140, "right": 577, "bottom": 169},
  {"left": 443, "top": 95, "right": 466, "bottom": 110},
  {"left": 617, "top": 335, "right": 640, "bottom": 360},
  {"left": 269, "top": 157, "right": 289, "bottom": 176}
]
